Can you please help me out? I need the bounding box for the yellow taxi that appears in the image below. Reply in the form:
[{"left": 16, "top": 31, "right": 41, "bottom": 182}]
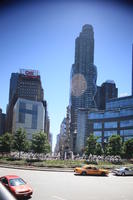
[{"left": 74, "top": 165, "right": 109, "bottom": 176}]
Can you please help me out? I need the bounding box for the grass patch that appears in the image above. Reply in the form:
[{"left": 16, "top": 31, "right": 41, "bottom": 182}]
[{"left": 0, "top": 157, "right": 133, "bottom": 169}]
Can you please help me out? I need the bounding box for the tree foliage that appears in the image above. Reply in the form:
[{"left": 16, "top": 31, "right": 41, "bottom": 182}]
[
  {"left": 85, "top": 133, "right": 103, "bottom": 155},
  {"left": 0, "top": 132, "right": 13, "bottom": 153},
  {"left": 106, "top": 135, "right": 123, "bottom": 156},
  {"left": 32, "top": 131, "right": 50, "bottom": 154},
  {"left": 124, "top": 138, "right": 133, "bottom": 159},
  {"left": 13, "top": 128, "right": 28, "bottom": 157},
  {"left": 95, "top": 143, "right": 103, "bottom": 155}
]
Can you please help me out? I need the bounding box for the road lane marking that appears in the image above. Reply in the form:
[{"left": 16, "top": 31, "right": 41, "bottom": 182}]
[{"left": 52, "top": 195, "right": 68, "bottom": 200}]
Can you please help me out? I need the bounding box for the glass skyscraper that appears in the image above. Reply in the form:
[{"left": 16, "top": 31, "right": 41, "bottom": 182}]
[{"left": 70, "top": 24, "right": 97, "bottom": 153}]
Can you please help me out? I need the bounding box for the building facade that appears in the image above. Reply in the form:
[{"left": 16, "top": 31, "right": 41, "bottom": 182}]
[
  {"left": 55, "top": 106, "right": 71, "bottom": 157},
  {"left": 131, "top": 44, "right": 133, "bottom": 96},
  {"left": 69, "top": 24, "right": 97, "bottom": 153},
  {"left": 6, "top": 69, "right": 44, "bottom": 133},
  {"left": 76, "top": 108, "right": 90, "bottom": 154},
  {"left": 6, "top": 69, "right": 49, "bottom": 138},
  {"left": 12, "top": 98, "right": 45, "bottom": 140},
  {"left": 54, "top": 134, "right": 60, "bottom": 155},
  {"left": 0, "top": 108, "right": 6, "bottom": 135},
  {"left": 0, "top": 108, "right": 2, "bottom": 135},
  {"left": 95, "top": 80, "right": 118, "bottom": 110},
  {"left": 75, "top": 96, "right": 133, "bottom": 154},
  {"left": 88, "top": 96, "right": 133, "bottom": 145}
]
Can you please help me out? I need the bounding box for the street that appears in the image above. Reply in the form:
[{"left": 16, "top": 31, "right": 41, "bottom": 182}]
[{"left": 0, "top": 167, "right": 133, "bottom": 200}]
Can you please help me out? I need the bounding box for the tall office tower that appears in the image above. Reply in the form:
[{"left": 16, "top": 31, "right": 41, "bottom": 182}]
[
  {"left": 69, "top": 25, "right": 97, "bottom": 153},
  {"left": 131, "top": 44, "right": 133, "bottom": 96},
  {"left": 0, "top": 108, "right": 6, "bottom": 135},
  {"left": 0, "top": 108, "right": 2, "bottom": 135},
  {"left": 6, "top": 69, "right": 44, "bottom": 133},
  {"left": 10, "top": 69, "right": 44, "bottom": 102},
  {"left": 95, "top": 80, "right": 118, "bottom": 110}
]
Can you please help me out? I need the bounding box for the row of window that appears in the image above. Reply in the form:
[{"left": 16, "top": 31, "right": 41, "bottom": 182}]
[
  {"left": 93, "top": 119, "right": 133, "bottom": 129},
  {"left": 18, "top": 102, "right": 38, "bottom": 129},
  {"left": 94, "top": 135, "right": 133, "bottom": 143},
  {"left": 106, "top": 98, "right": 133, "bottom": 110},
  {"left": 89, "top": 108, "right": 133, "bottom": 119},
  {"left": 93, "top": 129, "right": 133, "bottom": 137},
  {"left": 120, "top": 129, "right": 133, "bottom": 136}
]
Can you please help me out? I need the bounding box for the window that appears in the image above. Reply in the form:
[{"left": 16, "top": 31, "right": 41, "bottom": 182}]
[
  {"left": 19, "top": 102, "right": 26, "bottom": 123},
  {"left": 9, "top": 178, "right": 26, "bottom": 186},
  {"left": 31, "top": 104, "right": 38, "bottom": 129},
  {"left": 93, "top": 131, "right": 102, "bottom": 137},
  {"left": 97, "top": 137, "right": 102, "bottom": 142},
  {"left": 1, "top": 178, "right": 8, "bottom": 185},
  {"left": 120, "top": 120, "right": 133, "bottom": 128},
  {"left": 93, "top": 122, "right": 102, "bottom": 129},
  {"left": 124, "top": 136, "right": 133, "bottom": 141},
  {"left": 104, "top": 130, "right": 117, "bottom": 137},
  {"left": 86, "top": 167, "right": 92, "bottom": 169},
  {"left": 92, "top": 167, "right": 97, "bottom": 170},
  {"left": 120, "top": 129, "right": 133, "bottom": 136},
  {"left": 93, "top": 132, "right": 102, "bottom": 142},
  {"left": 104, "top": 121, "right": 117, "bottom": 128}
]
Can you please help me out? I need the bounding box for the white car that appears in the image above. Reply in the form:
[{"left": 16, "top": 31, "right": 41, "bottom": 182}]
[{"left": 113, "top": 167, "right": 133, "bottom": 176}]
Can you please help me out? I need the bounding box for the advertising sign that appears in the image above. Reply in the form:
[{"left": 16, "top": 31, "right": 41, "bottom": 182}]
[{"left": 20, "top": 69, "right": 39, "bottom": 78}]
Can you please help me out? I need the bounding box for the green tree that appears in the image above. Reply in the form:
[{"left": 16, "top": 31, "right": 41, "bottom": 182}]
[
  {"left": 95, "top": 142, "right": 103, "bottom": 155},
  {"left": 13, "top": 128, "right": 28, "bottom": 158},
  {"left": 106, "top": 135, "right": 123, "bottom": 156},
  {"left": 32, "top": 131, "right": 50, "bottom": 154},
  {"left": 124, "top": 138, "right": 133, "bottom": 159},
  {"left": 85, "top": 133, "right": 97, "bottom": 155},
  {"left": 0, "top": 132, "right": 13, "bottom": 154},
  {"left": 24, "top": 140, "right": 32, "bottom": 152}
]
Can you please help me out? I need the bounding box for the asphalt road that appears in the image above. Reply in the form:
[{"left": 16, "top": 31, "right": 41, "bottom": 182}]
[{"left": 0, "top": 167, "right": 133, "bottom": 200}]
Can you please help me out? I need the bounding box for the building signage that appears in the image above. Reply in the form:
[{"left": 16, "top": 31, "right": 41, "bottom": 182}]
[{"left": 20, "top": 69, "right": 39, "bottom": 78}]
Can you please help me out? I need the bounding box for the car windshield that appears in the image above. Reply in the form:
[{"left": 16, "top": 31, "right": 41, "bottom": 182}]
[
  {"left": 120, "top": 167, "right": 127, "bottom": 170},
  {"left": 9, "top": 178, "right": 26, "bottom": 186}
]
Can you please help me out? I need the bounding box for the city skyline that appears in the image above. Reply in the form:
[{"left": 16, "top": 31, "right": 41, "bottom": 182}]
[{"left": 0, "top": 0, "right": 133, "bottom": 150}]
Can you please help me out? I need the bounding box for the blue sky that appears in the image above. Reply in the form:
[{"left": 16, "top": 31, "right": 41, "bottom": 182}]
[{"left": 0, "top": 0, "right": 133, "bottom": 150}]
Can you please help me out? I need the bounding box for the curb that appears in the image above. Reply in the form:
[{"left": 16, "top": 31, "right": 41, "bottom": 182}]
[{"left": 0, "top": 164, "right": 74, "bottom": 173}]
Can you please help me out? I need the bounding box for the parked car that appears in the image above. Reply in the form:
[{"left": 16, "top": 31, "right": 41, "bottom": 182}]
[
  {"left": 74, "top": 165, "right": 109, "bottom": 176},
  {"left": 0, "top": 175, "right": 33, "bottom": 199},
  {"left": 113, "top": 167, "right": 133, "bottom": 176}
]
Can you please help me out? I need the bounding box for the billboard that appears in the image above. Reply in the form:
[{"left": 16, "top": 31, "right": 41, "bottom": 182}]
[{"left": 20, "top": 69, "right": 39, "bottom": 78}]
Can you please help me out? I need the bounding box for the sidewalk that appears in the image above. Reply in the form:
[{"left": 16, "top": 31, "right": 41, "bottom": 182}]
[{"left": 0, "top": 164, "right": 74, "bottom": 173}]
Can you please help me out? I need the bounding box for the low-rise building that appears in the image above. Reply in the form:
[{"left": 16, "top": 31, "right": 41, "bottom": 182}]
[
  {"left": 88, "top": 96, "right": 133, "bottom": 143},
  {"left": 76, "top": 96, "right": 133, "bottom": 154}
]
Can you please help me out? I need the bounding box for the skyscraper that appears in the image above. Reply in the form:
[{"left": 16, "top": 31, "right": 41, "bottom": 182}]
[
  {"left": 131, "top": 44, "right": 133, "bottom": 96},
  {"left": 95, "top": 80, "right": 118, "bottom": 110},
  {"left": 0, "top": 108, "right": 6, "bottom": 135},
  {"left": 70, "top": 24, "right": 97, "bottom": 153},
  {"left": 0, "top": 108, "right": 2, "bottom": 135},
  {"left": 6, "top": 69, "right": 49, "bottom": 137},
  {"left": 9, "top": 69, "right": 44, "bottom": 103}
]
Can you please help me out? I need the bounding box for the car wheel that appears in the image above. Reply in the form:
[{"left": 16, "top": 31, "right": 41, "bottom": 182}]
[
  {"left": 82, "top": 171, "right": 87, "bottom": 176},
  {"left": 121, "top": 172, "right": 125, "bottom": 176},
  {"left": 101, "top": 172, "right": 106, "bottom": 176}
]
